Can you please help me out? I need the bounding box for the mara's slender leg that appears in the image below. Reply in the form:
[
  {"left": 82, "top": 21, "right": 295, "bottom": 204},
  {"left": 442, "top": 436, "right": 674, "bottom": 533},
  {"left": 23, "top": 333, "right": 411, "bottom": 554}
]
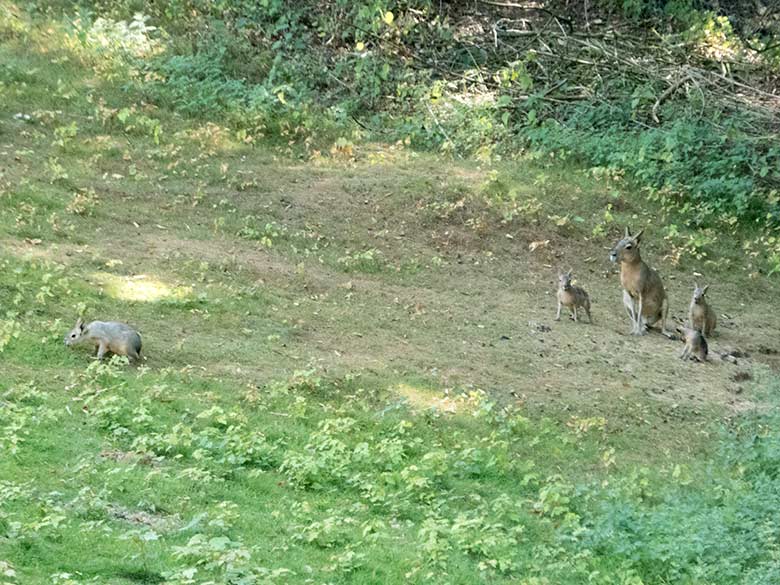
[
  {"left": 635, "top": 294, "right": 645, "bottom": 335},
  {"left": 622, "top": 290, "right": 636, "bottom": 334},
  {"left": 555, "top": 301, "right": 562, "bottom": 321},
  {"left": 661, "top": 297, "right": 672, "bottom": 338}
]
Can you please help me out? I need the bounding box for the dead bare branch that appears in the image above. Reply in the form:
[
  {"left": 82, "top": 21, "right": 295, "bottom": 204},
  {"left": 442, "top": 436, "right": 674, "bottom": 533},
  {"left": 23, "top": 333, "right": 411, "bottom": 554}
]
[{"left": 652, "top": 71, "right": 691, "bottom": 124}]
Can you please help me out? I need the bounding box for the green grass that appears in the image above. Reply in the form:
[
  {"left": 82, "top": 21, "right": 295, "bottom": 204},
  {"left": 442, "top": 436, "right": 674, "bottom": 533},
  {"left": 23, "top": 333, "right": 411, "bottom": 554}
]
[{"left": 2, "top": 6, "right": 780, "bottom": 584}]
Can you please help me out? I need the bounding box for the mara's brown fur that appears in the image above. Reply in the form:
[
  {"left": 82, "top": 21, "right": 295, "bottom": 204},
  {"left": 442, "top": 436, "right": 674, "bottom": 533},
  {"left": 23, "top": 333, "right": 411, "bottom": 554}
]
[
  {"left": 555, "top": 269, "right": 592, "bottom": 324},
  {"left": 690, "top": 283, "right": 717, "bottom": 337},
  {"left": 679, "top": 326, "right": 708, "bottom": 362},
  {"left": 609, "top": 228, "right": 670, "bottom": 337}
]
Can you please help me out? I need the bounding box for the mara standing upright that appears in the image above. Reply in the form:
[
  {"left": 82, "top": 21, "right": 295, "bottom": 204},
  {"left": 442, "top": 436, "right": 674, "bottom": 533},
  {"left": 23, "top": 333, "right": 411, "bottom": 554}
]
[{"left": 609, "top": 228, "right": 671, "bottom": 337}]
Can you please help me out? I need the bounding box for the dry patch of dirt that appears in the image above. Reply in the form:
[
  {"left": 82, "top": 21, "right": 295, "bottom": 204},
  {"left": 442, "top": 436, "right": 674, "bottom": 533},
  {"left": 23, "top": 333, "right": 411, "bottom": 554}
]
[
  {"left": 10, "top": 161, "right": 778, "bottom": 424},
  {"left": 136, "top": 224, "right": 773, "bottom": 419},
  {"left": 107, "top": 504, "right": 178, "bottom": 531}
]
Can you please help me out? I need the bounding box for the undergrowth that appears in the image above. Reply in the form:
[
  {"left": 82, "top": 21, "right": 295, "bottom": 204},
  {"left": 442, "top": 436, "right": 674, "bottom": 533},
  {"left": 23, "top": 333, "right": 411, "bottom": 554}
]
[
  {"left": 15, "top": 0, "right": 777, "bottom": 271},
  {"left": 2, "top": 257, "right": 780, "bottom": 583}
]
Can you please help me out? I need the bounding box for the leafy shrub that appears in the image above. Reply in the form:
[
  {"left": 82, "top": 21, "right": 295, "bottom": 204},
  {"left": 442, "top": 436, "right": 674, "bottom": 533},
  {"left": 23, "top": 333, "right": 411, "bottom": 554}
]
[
  {"left": 526, "top": 106, "right": 780, "bottom": 224},
  {"left": 81, "top": 13, "right": 161, "bottom": 57},
  {"left": 571, "top": 405, "right": 780, "bottom": 583}
]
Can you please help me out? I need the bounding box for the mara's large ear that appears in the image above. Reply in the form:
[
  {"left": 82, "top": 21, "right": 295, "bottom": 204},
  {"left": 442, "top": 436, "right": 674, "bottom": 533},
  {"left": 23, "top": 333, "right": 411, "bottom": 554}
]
[
  {"left": 694, "top": 282, "right": 700, "bottom": 290},
  {"left": 633, "top": 228, "right": 644, "bottom": 242},
  {"left": 567, "top": 268, "right": 573, "bottom": 277},
  {"left": 76, "top": 317, "right": 84, "bottom": 330},
  {"left": 624, "top": 226, "right": 630, "bottom": 238},
  {"left": 702, "top": 284, "right": 710, "bottom": 294}
]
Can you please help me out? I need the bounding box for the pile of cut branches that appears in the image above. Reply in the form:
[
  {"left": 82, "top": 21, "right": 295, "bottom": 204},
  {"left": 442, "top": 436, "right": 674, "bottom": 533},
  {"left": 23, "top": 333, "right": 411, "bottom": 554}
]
[{"left": 437, "top": 0, "right": 780, "bottom": 130}]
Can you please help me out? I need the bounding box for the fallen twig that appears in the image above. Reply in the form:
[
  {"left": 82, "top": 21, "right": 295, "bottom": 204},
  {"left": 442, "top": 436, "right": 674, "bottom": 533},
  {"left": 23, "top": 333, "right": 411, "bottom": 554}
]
[{"left": 652, "top": 71, "right": 691, "bottom": 124}]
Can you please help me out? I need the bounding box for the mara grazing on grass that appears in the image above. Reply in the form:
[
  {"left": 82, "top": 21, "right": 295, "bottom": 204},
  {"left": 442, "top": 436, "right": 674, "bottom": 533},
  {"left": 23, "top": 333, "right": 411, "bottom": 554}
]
[
  {"left": 64, "top": 318, "right": 142, "bottom": 361},
  {"left": 609, "top": 227, "right": 671, "bottom": 337}
]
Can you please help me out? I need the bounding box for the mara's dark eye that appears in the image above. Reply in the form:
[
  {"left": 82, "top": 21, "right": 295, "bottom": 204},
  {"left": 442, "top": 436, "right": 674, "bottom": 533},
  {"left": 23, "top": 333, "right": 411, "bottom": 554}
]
[
  {"left": 625, "top": 244, "right": 633, "bottom": 249},
  {"left": 71, "top": 333, "right": 76, "bottom": 338}
]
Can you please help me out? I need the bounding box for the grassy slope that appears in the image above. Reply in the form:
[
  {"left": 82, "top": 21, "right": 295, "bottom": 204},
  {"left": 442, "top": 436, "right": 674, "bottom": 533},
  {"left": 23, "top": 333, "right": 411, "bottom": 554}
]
[{"left": 1, "top": 8, "right": 780, "bottom": 585}]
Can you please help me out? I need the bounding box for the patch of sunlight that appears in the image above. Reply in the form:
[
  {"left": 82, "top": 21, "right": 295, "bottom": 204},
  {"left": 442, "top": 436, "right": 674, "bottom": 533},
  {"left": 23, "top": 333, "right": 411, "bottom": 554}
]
[
  {"left": 75, "top": 13, "right": 163, "bottom": 58},
  {"left": 361, "top": 141, "right": 413, "bottom": 165},
  {"left": 447, "top": 90, "right": 497, "bottom": 108},
  {"left": 691, "top": 15, "right": 743, "bottom": 63},
  {"left": 90, "top": 272, "right": 191, "bottom": 302},
  {"left": 178, "top": 122, "right": 241, "bottom": 152},
  {"left": 395, "top": 383, "right": 458, "bottom": 414},
  {"left": 0, "top": 3, "right": 30, "bottom": 37}
]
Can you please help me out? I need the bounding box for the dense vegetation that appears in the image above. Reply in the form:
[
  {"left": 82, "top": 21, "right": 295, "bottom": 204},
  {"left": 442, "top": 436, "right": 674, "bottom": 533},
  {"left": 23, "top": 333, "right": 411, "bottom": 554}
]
[
  {"left": 2, "top": 1, "right": 780, "bottom": 583},
  {"left": 21, "top": 0, "right": 780, "bottom": 272}
]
